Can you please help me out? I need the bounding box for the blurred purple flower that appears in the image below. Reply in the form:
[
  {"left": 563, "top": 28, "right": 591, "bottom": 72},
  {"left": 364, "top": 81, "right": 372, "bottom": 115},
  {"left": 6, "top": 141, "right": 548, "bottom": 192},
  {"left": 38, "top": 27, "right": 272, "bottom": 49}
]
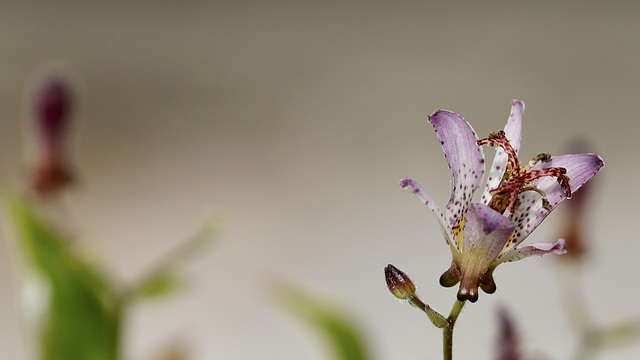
[
  {"left": 496, "top": 307, "right": 521, "bottom": 360},
  {"left": 401, "top": 100, "right": 603, "bottom": 302},
  {"left": 31, "top": 75, "right": 75, "bottom": 196}
]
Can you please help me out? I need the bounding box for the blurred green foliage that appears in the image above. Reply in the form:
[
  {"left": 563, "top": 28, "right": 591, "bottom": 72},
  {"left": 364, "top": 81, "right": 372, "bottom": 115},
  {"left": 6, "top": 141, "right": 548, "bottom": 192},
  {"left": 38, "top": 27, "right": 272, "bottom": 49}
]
[
  {"left": 280, "top": 286, "right": 371, "bottom": 360},
  {"left": 5, "top": 194, "right": 219, "bottom": 360},
  {"left": 6, "top": 194, "right": 121, "bottom": 360}
]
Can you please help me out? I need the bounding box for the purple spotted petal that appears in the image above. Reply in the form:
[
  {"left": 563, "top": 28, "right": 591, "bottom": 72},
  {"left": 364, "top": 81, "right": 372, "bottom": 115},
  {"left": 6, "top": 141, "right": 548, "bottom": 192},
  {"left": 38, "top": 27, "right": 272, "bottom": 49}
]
[
  {"left": 498, "top": 153, "right": 603, "bottom": 253},
  {"left": 498, "top": 239, "right": 567, "bottom": 263},
  {"left": 481, "top": 100, "right": 524, "bottom": 205},
  {"left": 499, "top": 193, "right": 547, "bottom": 252},
  {"left": 463, "top": 203, "right": 514, "bottom": 261},
  {"left": 428, "top": 110, "right": 485, "bottom": 230},
  {"left": 535, "top": 153, "right": 604, "bottom": 208},
  {"left": 400, "top": 177, "right": 455, "bottom": 249}
]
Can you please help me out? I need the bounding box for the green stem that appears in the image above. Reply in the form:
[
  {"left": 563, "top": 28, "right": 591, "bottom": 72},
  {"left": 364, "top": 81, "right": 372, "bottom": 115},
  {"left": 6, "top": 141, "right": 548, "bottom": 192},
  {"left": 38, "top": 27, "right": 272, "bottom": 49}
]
[
  {"left": 408, "top": 296, "right": 427, "bottom": 310},
  {"left": 557, "top": 260, "right": 599, "bottom": 360},
  {"left": 573, "top": 330, "right": 600, "bottom": 360},
  {"left": 557, "top": 260, "right": 591, "bottom": 331},
  {"left": 443, "top": 299, "right": 466, "bottom": 360}
]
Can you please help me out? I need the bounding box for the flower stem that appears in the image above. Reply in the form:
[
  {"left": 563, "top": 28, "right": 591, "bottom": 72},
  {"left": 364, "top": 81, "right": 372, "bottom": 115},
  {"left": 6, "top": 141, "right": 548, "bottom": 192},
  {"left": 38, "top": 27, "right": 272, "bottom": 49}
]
[
  {"left": 408, "top": 296, "right": 427, "bottom": 310},
  {"left": 443, "top": 299, "right": 466, "bottom": 360},
  {"left": 557, "top": 260, "right": 591, "bottom": 331}
]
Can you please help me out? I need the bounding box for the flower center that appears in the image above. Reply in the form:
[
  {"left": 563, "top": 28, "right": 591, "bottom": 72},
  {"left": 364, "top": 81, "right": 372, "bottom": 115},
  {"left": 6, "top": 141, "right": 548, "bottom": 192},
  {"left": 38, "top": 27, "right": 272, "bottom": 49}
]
[{"left": 477, "top": 130, "right": 571, "bottom": 214}]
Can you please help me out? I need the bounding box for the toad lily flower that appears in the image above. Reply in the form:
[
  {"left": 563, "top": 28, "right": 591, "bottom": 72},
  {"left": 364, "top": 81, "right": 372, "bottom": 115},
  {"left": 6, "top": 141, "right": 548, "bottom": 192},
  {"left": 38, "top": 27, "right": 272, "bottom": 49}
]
[{"left": 401, "top": 100, "right": 603, "bottom": 302}]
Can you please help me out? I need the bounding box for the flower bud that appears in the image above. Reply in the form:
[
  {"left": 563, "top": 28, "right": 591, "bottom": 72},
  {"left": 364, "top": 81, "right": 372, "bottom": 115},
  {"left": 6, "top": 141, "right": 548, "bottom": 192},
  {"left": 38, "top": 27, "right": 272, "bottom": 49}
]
[
  {"left": 384, "top": 264, "right": 416, "bottom": 300},
  {"left": 496, "top": 307, "right": 521, "bottom": 360}
]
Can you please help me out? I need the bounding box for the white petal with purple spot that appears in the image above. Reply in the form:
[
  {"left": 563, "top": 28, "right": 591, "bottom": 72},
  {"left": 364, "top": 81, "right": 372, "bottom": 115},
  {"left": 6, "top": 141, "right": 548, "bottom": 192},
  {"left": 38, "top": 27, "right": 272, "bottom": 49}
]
[
  {"left": 496, "top": 153, "right": 603, "bottom": 254},
  {"left": 498, "top": 239, "right": 567, "bottom": 263},
  {"left": 428, "top": 110, "right": 485, "bottom": 231},
  {"left": 400, "top": 177, "right": 456, "bottom": 250},
  {"left": 534, "top": 153, "right": 604, "bottom": 208},
  {"left": 464, "top": 203, "right": 515, "bottom": 261}
]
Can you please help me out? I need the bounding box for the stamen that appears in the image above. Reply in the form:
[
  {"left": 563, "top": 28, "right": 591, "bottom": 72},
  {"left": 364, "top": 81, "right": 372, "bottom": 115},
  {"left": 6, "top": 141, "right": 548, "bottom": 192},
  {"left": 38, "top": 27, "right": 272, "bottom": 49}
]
[
  {"left": 477, "top": 131, "right": 519, "bottom": 174},
  {"left": 478, "top": 132, "right": 571, "bottom": 213},
  {"left": 523, "top": 153, "right": 551, "bottom": 172}
]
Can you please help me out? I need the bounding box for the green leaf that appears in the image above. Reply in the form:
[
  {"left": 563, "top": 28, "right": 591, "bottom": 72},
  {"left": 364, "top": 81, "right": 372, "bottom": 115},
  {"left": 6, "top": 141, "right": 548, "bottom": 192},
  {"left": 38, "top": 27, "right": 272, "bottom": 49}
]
[
  {"left": 4, "top": 194, "right": 121, "bottom": 360},
  {"left": 279, "top": 285, "right": 371, "bottom": 360},
  {"left": 426, "top": 305, "right": 449, "bottom": 329},
  {"left": 163, "top": 213, "right": 221, "bottom": 266},
  {"left": 600, "top": 319, "right": 640, "bottom": 347},
  {"left": 134, "top": 271, "right": 182, "bottom": 300},
  {"left": 128, "top": 213, "right": 220, "bottom": 301}
]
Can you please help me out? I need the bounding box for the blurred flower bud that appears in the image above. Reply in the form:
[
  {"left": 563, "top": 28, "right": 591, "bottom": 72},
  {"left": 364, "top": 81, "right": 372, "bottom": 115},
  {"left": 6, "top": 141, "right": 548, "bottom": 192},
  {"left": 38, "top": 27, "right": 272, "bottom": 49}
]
[
  {"left": 496, "top": 307, "right": 521, "bottom": 360},
  {"left": 30, "top": 74, "right": 75, "bottom": 197},
  {"left": 35, "top": 77, "right": 72, "bottom": 151},
  {"left": 385, "top": 264, "right": 416, "bottom": 300},
  {"left": 556, "top": 141, "right": 598, "bottom": 260}
]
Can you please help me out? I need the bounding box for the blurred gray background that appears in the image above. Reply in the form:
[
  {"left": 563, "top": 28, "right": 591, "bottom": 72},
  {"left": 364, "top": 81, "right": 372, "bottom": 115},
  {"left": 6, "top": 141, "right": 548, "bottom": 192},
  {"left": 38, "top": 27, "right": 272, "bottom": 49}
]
[{"left": 1, "top": 1, "right": 639, "bottom": 359}]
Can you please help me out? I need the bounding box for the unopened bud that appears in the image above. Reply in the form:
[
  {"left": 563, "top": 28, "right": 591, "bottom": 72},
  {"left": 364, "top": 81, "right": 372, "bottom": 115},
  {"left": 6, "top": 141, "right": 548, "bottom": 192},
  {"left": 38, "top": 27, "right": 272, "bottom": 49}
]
[{"left": 385, "top": 264, "right": 416, "bottom": 300}]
